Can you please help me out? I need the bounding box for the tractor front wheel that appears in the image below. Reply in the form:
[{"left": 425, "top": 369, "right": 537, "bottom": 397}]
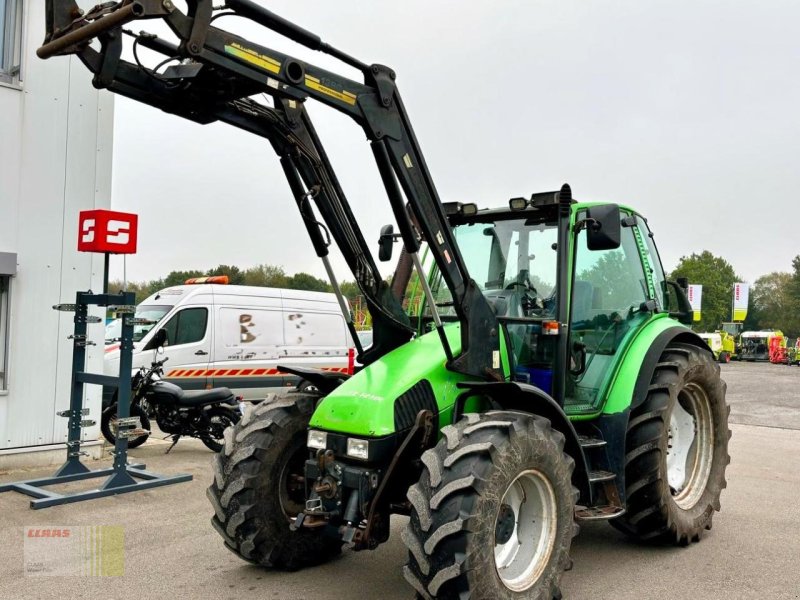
[
  {"left": 206, "top": 394, "right": 342, "bottom": 569},
  {"left": 612, "top": 342, "right": 730, "bottom": 544},
  {"left": 402, "top": 411, "right": 577, "bottom": 600}
]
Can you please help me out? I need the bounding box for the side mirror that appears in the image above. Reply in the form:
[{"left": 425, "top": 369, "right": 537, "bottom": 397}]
[
  {"left": 143, "top": 328, "right": 168, "bottom": 351},
  {"left": 664, "top": 280, "right": 694, "bottom": 325},
  {"left": 378, "top": 224, "right": 395, "bottom": 262},
  {"left": 585, "top": 204, "right": 621, "bottom": 251}
]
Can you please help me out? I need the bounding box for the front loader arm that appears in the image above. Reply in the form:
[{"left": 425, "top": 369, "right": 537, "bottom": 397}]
[{"left": 40, "top": 0, "right": 500, "bottom": 379}]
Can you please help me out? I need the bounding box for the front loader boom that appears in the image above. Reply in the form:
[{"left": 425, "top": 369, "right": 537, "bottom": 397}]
[{"left": 40, "top": 0, "right": 500, "bottom": 379}]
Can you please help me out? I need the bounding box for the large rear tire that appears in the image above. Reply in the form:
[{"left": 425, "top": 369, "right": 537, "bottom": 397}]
[
  {"left": 402, "top": 411, "right": 577, "bottom": 600},
  {"left": 612, "top": 342, "right": 730, "bottom": 544},
  {"left": 206, "top": 394, "right": 342, "bottom": 569}
]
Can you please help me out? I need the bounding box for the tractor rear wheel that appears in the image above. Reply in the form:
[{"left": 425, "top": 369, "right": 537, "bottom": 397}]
[
  {"left": 612, "top": 342, "right": 730, "bottom": 544},
  {"left": 402, "top": 411, "right": 577, "bottom": 600},
  {"left": 206, "top": 394, "right": 342, "bottom": 569}
]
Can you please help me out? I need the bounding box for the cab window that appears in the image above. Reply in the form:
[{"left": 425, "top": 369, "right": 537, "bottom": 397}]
[
  {"left": 567, "top": 211, "right": 649, "bottom": 409},
  {"left": 162, "top": 307, "right": 208, "bottom": 346}
]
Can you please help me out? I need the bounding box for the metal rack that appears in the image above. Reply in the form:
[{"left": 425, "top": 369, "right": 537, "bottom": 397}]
[{"left": 0, "top": 290, "right": 191, "bottom": 509}]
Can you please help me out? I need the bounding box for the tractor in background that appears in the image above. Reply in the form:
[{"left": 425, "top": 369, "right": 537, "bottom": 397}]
[{"left": 698, "top": 331, "right": 737, "bottom": 363}]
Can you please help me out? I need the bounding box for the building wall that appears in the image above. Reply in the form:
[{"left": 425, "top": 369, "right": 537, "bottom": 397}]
[{"left": 0, "top": 3, "right": 114, "bottom": 451}]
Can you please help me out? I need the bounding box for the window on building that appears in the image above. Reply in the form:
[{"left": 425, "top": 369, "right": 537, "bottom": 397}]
[
  {"left": 0, "top": 276, "right": 10, "bottom": 391},
  {"left": 0, "top": 0, "right": 23, "bottom": 85}
]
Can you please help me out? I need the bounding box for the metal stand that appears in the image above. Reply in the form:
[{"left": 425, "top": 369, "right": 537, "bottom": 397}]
[{"left": 0, "top": 290, "right": 191, "bottom": 509}]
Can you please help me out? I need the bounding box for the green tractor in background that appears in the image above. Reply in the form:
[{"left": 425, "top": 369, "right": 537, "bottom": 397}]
[{"left": 39, "top": 2, "right": 731, "bottom": 597}]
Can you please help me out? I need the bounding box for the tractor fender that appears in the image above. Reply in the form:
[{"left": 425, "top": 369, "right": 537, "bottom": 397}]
[
  {"left": 453, "top": 381, "right": 591, "bottom": 505},
  {"left": 277, "top": 365, "right": 350, "bottom": 396},
  {"left": 630, "top": 326, "right": 713, "bottom": 412}
]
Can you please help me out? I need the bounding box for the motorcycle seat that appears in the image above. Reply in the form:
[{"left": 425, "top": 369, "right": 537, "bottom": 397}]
[{"left": 177, "top": 387, "right": 236, "bottom": 407}]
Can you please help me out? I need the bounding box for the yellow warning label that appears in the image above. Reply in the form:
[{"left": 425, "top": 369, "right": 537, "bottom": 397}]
[
  {"left": 305, "top": 75, "right": 357, "bottom": 106},
  {"left": 224, "top": 43, "right": 281, "bottom": 74}
]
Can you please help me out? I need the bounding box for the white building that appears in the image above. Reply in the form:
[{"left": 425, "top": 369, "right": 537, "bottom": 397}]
[{"left": 0, "top": 1, "right": 113, "bottom": 467}]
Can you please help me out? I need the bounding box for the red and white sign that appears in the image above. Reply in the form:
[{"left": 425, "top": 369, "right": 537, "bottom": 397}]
[{"left": 77, "top": 210, "right": 138, "bottom": 254}]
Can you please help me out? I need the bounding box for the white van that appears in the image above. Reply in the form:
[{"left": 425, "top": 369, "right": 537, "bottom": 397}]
[{"left": 104, "top": 283, "right": 353, "bottom": 404}]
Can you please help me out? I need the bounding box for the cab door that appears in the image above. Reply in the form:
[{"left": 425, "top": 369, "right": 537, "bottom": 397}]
[
  {"left": 567, "top": 210, "right": 651, "bottom": 411},
  {"left": 157, "top": 306, "right": 212, "bottom": 391}
]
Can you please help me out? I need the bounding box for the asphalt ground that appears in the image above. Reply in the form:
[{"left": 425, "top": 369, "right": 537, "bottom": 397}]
[{"left": 0, "top": 361, "right": 798, "bottom": 600}]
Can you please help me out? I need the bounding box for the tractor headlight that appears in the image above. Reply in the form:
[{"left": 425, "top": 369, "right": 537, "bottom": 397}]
[
  {"left": 346, "top": 438, "right": 370, "bottom": 460},
  {"left": 307, "top": 430, "right": 328, "bottom": 450}
]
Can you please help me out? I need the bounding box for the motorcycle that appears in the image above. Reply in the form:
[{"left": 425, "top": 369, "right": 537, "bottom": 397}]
[{"left": 101, "top": 332, "right": 243, "bottom": 452}]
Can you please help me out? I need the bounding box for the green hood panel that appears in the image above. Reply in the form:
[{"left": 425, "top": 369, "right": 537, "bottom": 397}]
[{"left": 309, "top": 324, "right": 467, "bottom": 437}]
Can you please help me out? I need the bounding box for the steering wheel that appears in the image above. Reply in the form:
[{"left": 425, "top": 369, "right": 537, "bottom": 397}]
[{"left": 504, "top": 279, "right": 542, "bottom": 316}]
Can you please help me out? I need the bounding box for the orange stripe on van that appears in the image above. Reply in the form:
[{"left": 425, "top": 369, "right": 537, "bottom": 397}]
[{"left": 239, "top": 369, "right": 254, "bottom": 376}]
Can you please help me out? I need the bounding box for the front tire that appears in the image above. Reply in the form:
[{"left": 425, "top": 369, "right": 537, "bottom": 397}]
[
  {"left": 206, "top": 394, "right": 342, "bottom": 569},
  {"left": 612, "top": 342, "right": 730, "bottom": 544},
  {"left": 402, "top": 411, "right": 577, "bottom": 600}
]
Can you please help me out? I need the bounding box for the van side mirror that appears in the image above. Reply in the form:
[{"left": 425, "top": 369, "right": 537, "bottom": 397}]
[
  {"left": 584, "top": 204, "right": 621, "bottom": 251},
  {"left": 378, "top": 224, "right": 395, "bottom": 262},
  {"left": 143, "top": 328, "right": 168, "bottom": 351}
]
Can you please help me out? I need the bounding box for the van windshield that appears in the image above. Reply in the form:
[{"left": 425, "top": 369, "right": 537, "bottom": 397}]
[{"left": 105, "top": 304, "right": 172, "bottom": 343}]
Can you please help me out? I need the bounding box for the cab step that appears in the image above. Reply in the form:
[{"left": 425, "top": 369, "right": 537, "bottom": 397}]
[
  {"left": 574, "top": 505, "right": 626, "bottom": 521},
  {"left": 578, "top": 435, "right": 607, "bottom": 449},
  {"left": 588, "top": 470, "right": 616, "bottom": 483}
]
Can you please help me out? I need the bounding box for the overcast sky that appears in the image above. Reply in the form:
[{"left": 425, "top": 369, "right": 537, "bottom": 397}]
[{"left": 110, "top": 0, "right": 800, "bottom": 286}]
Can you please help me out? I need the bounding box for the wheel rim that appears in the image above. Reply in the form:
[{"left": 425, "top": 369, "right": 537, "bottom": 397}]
[
  {"left": 493, "top": 469, "right": 558, "bottom": 592},
  {"left": 279, "top": 439, "right": 308, "bottom": 519},
  {"left": 666, "top": 383, "right": 715, "bottom": 509}
]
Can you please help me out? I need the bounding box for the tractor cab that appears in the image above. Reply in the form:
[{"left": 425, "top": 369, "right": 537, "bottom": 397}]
[{"left": 423, "top": 194, "right": 669, "bottom": 414}]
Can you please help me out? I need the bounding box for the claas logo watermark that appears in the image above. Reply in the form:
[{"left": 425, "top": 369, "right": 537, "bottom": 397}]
[{"left": 24, "top": 526, "right": 124, "bottom": 576}]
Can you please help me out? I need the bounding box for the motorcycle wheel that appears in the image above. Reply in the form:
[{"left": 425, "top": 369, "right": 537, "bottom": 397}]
[
  {"left": 201, "top": 406, "right": 240, "bottom": 452},
  {"left": 101, "top": 403, "right": 151, "bottom": 449}
]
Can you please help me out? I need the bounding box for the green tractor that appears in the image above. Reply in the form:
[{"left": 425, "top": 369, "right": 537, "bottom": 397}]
[{"left": 40, "top": 2, "right": 730, "bottom": 597}]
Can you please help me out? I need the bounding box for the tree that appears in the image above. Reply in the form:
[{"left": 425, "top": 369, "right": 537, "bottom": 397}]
[
  {"left": 107, "top": 279, "right": 151, "bottom": 304},
  {"left": 745, "top": 272, "right": 793, "bottom": 332},
  {"left": 243, "top": 264, "right": 289, "bottom": 288},
  {"left": 578, "top": 251, "right": 643, "bottom": 310},
  {"left": 669, "top": 251, "right": 741, "bottom": 332},
  {"left": 207, "top": 264, "right": 245, "bottom": 285},
  {"left": 162, "top": 269, "right": 205, "bottom": 287},
  {"left": 286, "top": 272, "right": 331, "bottom": 292}
]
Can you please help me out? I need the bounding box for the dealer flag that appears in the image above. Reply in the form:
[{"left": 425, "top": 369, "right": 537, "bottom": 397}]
[
  {"left": 687, "top": 284, "right": 702, "bottom": 322},
  {"left": 733, "top": 283, "right": 749, "bottom": 322}
]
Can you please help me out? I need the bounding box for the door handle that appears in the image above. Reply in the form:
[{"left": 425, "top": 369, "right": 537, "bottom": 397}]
[{"left": 195, "top": 350, "right": 208, "bottom": 356}]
